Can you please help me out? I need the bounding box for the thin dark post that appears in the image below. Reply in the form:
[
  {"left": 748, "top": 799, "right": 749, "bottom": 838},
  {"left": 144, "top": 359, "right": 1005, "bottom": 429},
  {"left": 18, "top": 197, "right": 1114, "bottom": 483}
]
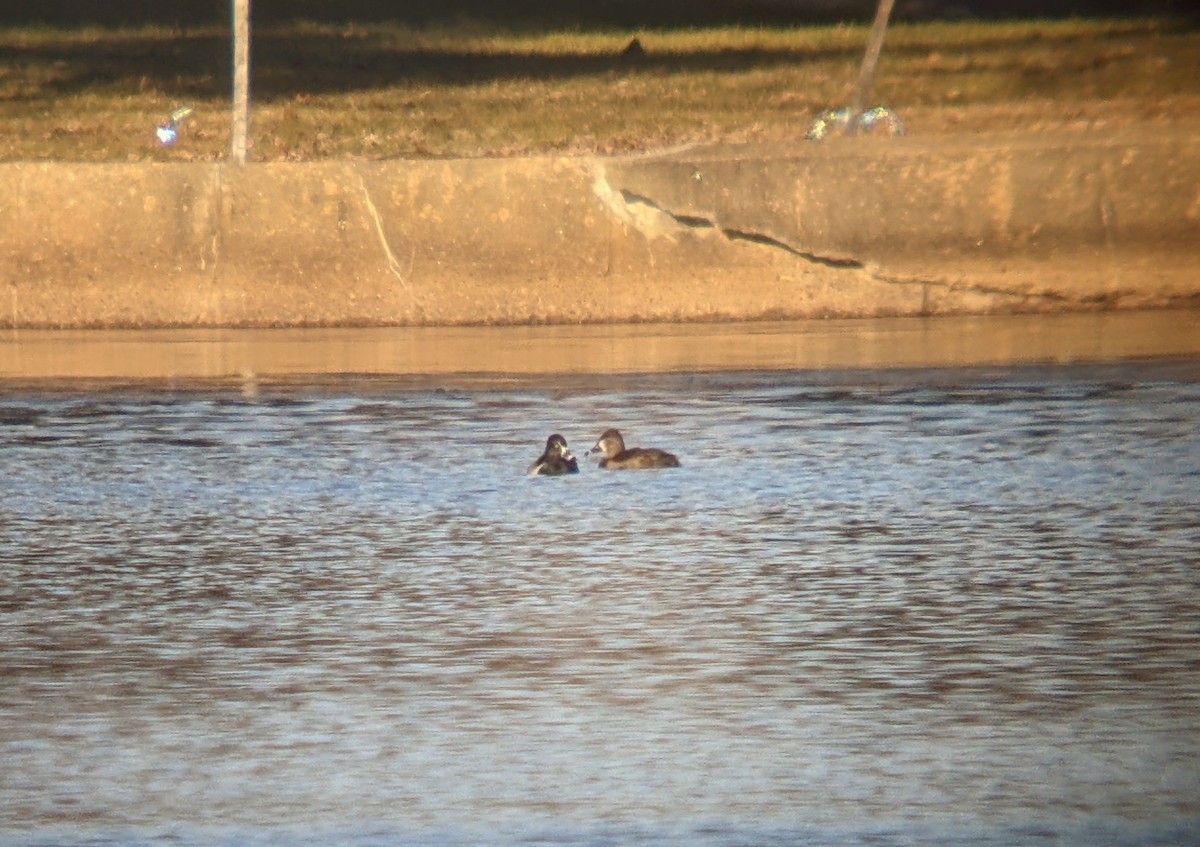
[
  {"left": 232, "top": 0, "right": 251, "bottom": 162},
  {"left": 845, "top": 0, "right": 896, "bottom": 136}
]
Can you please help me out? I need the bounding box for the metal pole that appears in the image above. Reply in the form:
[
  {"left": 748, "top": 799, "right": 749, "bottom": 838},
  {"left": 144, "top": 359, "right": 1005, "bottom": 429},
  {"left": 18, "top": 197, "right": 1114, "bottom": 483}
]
[
  {"left": 231, "top": 0, "right": 251, "bottom": 163},
  {"left": 845, "top": 0, "right": 896, "bottom": 136}
]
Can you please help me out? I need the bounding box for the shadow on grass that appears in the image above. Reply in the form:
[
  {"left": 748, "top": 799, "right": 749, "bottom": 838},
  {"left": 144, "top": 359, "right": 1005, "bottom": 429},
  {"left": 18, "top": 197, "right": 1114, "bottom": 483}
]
[
  {"left": 2, "top": 0, "right": 1194, "bottom": 29},
  {"left": 3, "top": 18, "right": 1183, "bottom": 103},
  {"left": 2, "top": 35, "right": 867, "bottom": 101},
  {"left": 3, "top": 1, "right": 883, "bottom": 30}
]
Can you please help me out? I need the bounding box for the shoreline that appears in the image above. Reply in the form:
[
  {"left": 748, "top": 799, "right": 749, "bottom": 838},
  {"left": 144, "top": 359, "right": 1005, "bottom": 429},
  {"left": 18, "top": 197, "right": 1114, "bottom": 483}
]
[{"left": 3, "top": 311, "right": 1198, "bottom": 384}]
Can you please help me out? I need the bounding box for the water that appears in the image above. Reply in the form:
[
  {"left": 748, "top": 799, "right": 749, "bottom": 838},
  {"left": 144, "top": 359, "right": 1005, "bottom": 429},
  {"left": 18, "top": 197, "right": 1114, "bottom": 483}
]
[{"left": 2, "top": 363, "right": 1199, "bottom": 847}]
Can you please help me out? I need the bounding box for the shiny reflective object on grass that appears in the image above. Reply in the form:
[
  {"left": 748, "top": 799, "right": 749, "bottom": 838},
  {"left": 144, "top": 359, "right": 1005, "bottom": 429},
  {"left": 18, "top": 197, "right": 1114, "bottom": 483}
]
[
  {"left": 806, "top": 105, "right": 905, "bottom": 140},
  {"left": 155, "top": 106, "right": 193, "bottom": 147}
]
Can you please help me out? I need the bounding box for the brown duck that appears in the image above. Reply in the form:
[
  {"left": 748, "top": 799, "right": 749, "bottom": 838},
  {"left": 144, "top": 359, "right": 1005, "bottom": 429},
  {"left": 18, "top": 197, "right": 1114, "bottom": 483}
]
[{"left": 587, "top": 428, "right": 680, "bottom": 470}]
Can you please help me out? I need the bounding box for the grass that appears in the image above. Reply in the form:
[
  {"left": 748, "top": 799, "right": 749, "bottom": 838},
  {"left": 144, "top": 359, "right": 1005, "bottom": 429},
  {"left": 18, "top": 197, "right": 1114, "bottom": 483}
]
[{"left": 1, "top": 17, "right": 1197, "bottom": 161}]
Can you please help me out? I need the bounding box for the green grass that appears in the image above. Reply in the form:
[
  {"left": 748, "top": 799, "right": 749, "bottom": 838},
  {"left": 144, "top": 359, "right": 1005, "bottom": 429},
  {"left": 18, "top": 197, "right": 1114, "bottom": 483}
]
[{"left": 1, "top": 17, "right": 1196, "bottom": 161}]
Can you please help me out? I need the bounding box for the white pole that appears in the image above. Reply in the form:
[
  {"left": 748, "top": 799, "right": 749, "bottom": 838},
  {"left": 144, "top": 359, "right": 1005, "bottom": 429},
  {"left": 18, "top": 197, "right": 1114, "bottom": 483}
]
[
  {"left": 232, "top": 0, "right": 251, "bottom": 163},
  {"left": 845, "top": 0, "right": 896, "bottom": 136}
]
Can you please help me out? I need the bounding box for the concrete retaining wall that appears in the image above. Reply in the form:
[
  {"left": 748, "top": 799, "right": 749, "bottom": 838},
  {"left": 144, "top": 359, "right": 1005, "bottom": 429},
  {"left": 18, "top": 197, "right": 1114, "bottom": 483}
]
[{"left": 3, "top": 130, "right": 1198, "bottom": 328}]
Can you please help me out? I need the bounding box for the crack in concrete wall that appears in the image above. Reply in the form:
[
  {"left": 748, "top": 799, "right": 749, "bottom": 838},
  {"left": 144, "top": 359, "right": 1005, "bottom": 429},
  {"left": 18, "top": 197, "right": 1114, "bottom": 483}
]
[
  {"left": 614, "top": 187, "right": 868, "bottom": 271},
  {"left": 603, "top": 178, "right": 1102, "bottom": 309},
  {"left": 868, "top": 269, "right": 1067, "bottom": 305},
  {"left": 355, "top": 168, "right": 413, "bottom": 296}
]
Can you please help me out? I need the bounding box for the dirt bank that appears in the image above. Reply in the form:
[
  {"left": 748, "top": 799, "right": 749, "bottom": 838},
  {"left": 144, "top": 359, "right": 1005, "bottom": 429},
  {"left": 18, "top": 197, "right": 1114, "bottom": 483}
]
[
  {"left": 2, "top": 130, "right": 1198, "bottom": 329},
  {"left": 5, "top": 312, "right": 1199, "bottom": 383}
]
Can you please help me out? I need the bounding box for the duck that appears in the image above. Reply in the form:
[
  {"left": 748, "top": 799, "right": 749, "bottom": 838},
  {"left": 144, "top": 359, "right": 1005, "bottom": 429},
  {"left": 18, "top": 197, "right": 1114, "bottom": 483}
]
[
  {"left": 588, "top": 428, "right": 680, "bottom": 470},
  {"left": 529, "top": 433, "right": 580, "bottom": 476}
]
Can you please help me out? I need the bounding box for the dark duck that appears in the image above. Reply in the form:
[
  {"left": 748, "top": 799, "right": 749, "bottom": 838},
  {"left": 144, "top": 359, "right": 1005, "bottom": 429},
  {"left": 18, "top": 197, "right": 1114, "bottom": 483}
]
[{"left": 529, "top": 433, "right": 580, "bottom": 476}]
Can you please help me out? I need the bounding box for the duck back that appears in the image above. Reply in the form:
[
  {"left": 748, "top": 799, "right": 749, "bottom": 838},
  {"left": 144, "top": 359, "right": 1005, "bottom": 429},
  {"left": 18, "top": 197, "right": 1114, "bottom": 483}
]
[
  {"left": 600, "top": 446, "right": 680, "bottom": 469},
  {"left": 531, "top": 455, "right": 580, "bottom": 475}
]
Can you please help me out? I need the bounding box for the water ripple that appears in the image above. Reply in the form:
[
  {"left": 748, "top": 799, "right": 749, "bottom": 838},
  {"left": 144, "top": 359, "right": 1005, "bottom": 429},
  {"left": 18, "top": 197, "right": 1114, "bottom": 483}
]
[{"left": 2, "top": 363, "right": 1199, "bottom": 846}]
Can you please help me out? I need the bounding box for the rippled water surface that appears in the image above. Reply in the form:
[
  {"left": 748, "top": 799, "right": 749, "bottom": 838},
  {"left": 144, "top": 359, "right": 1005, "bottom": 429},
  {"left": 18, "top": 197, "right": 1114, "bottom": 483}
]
[{"left": 3, "top": 363, "right": 1199, "bottom": 847}]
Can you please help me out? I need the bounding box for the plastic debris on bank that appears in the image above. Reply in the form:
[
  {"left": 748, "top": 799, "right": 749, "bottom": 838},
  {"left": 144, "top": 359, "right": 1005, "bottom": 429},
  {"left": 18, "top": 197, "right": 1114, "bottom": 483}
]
[
  {"left": 155, "top": 107, "right": 194, "bottom": 147},
  {"left": 806, "top": 106, "right": 904, "bottom": 141}
]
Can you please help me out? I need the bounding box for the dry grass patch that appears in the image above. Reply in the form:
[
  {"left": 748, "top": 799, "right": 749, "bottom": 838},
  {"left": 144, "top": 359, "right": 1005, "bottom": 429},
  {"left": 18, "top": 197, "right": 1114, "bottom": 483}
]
[{"left": 1, "top": 18, "right": 1197, "bottom": 161}]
